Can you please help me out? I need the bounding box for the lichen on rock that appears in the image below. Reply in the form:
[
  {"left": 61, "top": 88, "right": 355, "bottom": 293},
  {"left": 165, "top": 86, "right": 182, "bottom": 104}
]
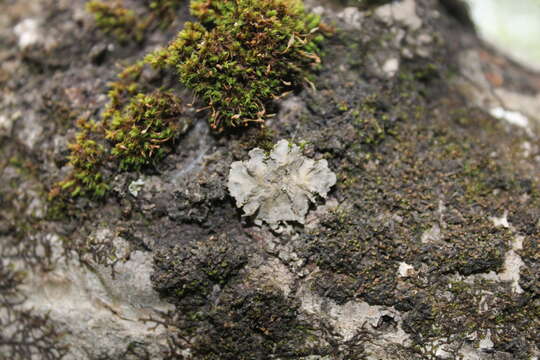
[{"left": 228, "top": 139, "right": 336, "bottom": 228}]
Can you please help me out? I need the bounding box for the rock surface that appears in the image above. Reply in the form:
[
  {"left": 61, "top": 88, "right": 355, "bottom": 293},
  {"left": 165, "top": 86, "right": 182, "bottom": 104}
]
[{"left": 1, "top": 0, "right": 539, "bottom": 359}]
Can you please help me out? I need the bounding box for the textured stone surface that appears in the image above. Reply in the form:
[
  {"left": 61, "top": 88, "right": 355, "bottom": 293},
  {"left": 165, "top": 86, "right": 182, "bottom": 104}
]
[{"left": 1, "top": 0, "right": 539, "bottom": 359}]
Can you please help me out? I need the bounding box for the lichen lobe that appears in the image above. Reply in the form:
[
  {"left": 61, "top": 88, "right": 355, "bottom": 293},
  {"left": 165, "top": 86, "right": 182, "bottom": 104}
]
[{"left": 228, "top": 139, "right": 336, "bottom": 227}]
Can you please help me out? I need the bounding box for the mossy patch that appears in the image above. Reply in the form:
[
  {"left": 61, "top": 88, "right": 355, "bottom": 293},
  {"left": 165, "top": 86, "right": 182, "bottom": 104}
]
[
  {"left": 151, "top": 233, "right": 335, "bottom": 359},
  {"left": 50, "top": 61, "right": 191, "bottom": 201},
  {"left": 152, "top": 234, "right": 247, "bottom": 306},
  {"left": 146, "top": 0, "right": 324, "bottom": 129},
  {"left": 105, "top": 90, "right": 189, "bottom": 170},
  {"left": 190, "top": 288, "right": 322, "bottom": 359},
  {"left": 49, "top": 117, "right": 108, "bottom": 199},
  {"left": 86, "top": 0, "right": 184, "bottom": 43},
  {"left": 291, "top": 71, "right": 536, "bottom": 354},
  {"left": 86, "top": 0, "right": 145, "bottom": 43},
  {"left": 403, "top": 279, "right": 540, "bottom": 358}
]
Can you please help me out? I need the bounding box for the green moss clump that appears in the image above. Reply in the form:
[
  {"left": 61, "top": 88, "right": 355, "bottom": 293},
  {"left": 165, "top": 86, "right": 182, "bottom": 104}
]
[
  {"left": 50, "top": 118, "right": 108, "bottom": 199},
  {"left": 102, "top": 62, "right": 191, "bottom": 170},
  {"left": 103, "top": 62, "right": 145, "bottom": 118},
  {"left": 189, "top": 0, "right": 235, "bottom": 23},
  {"left": 51, "top": 62, "right": 190, "bottom": 200},
  {"left": 146, "top": 0, "right": 324, "bottom": 129},
  {"left": 86, "top": 0, "right": 145, "bottom": 43},
  {"left": 105, "top": 91, "right": 189, "bottom": 170},
  {"left": 86, "top": 0, "right": 185, "bottom": 43}
]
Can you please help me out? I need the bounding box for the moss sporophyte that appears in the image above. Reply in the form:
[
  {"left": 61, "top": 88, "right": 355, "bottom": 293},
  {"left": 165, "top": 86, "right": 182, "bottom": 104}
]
[{"left": 51, "top": 0, "right": 324, "bottom": 200}]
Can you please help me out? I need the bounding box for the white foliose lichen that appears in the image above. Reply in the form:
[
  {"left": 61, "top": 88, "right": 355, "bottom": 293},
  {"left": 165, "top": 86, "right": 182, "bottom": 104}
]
[{"left": 228, "top": 139, "right": 337, "bottom": 228}]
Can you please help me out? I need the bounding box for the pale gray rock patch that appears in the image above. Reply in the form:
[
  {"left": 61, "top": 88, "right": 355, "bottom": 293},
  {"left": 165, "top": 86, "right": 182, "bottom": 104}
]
[
  {"left": 249, "top": 258, "right": 296, "bottom": 297},
  {"left": 489, "top": 210, "right": 510, "bottom": 228},
  {"left": 16, "top": 111, "right": 43, "bottom": 150},
  {"left": 397, "top": 262, "right": 415, "bottom": 277},
  {"left": 14, "top": 231, "right": 173, "bottom": 359},
  {"left": 498, "top": 235, "right": 525, "bottom": 294},
  {"left": 0, "top": 114, "right": 13, "bottom": 136},
  {"left": 298, "top": 285, "right": 411, "bottom": 357},
  {"left": 24, "top": 190, "right": 45, "bottom": 218},
  {"left": 492, "top": 89, "right": 540, "bottom": 126},
  {"left": 13, "top": 18, "right": 41, "bottom": 49},
  {"left": 456, "top": 49, "right": 540, "bottom": 130},
  {"left": 382, "top": 57, "right": 400, "bottom": 78},
  {"left": 478, "top": 330, "right": 494, "bottom": 351},
  {"left": 336, "top": 7, "right": 364, "bottom": 30},
  {"left": 277, "top": 95, "right": 306, "bottom": 124},
  {"left": 375, "top": 0, "right": 422, "bottom": 31},
  {"left": 490, "top": 107, "right": 531, "bottom": 134},
  {"left": 171, "top": 121, "right": 210, "bottom": 183},
  {"left": 487, "top": 213, "right": 525, "bottom": 293}
]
